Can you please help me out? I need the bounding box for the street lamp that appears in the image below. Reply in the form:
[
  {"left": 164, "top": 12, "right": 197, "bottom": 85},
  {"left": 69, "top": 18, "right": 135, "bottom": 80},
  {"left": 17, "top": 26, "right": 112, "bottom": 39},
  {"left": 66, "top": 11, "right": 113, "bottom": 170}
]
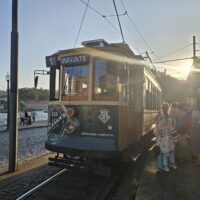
[{"left": 5, "top": 72, "right": 10, "bottom": 130}]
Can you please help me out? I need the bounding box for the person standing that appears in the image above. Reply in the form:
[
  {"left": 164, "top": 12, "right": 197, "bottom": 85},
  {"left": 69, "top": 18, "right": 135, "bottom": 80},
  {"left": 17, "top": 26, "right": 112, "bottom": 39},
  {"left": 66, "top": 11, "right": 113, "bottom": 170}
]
[
  {"left": 24, "top": 110, "right": 30, "bottom": 125},
  {"left": 24, "top": 110, "right": 28, "bottom": 118},
  {"left": 170, "top": 102, "right": 178, "bottom": 116},
  {"left": 31, "top": 111, "right": 37, "bottom": 123},
  {"left": 19, "top": 111, "right": 25, "bottom": 125},
  {"left": 155, "top": 103, "right": 177, "bottom": 172}
]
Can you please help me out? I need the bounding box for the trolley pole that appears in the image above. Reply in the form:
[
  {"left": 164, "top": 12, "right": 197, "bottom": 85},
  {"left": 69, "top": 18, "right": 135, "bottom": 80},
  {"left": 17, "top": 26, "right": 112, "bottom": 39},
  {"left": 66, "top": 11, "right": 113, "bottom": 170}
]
[
  {"left": 113, "top": 0, "right": 125, "bottom": 43},
  {"left": 9, "top": 0, "right": 19, "bottom": 172}
]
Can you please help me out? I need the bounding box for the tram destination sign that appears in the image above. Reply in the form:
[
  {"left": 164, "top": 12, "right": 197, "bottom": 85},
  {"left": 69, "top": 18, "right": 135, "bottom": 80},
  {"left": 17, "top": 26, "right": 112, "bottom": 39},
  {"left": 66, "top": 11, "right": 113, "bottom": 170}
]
[{"left": 60, "top": 55, "right": 89, "bottom": 66}]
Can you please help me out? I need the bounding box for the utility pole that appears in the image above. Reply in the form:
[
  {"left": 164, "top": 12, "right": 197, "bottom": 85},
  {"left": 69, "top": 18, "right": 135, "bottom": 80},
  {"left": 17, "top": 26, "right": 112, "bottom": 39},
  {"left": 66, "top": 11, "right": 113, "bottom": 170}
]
[
  {"left": 193, "top": 35, "right": 197, "bottom": 60},
  {"left": 9, "top": 0, "right": 18, "bottom": 172}
]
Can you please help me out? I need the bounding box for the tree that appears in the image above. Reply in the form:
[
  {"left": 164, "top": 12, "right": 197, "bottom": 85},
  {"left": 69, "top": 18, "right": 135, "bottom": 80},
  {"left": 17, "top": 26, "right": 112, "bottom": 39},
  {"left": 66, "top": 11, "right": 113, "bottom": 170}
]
[{"left": 19, "top": 88, "right": 49, "bottom": 101}]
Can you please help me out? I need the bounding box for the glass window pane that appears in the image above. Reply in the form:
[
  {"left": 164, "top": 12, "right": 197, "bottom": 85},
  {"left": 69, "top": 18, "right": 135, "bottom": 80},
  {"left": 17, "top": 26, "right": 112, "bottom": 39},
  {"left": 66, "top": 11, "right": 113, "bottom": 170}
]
[
  {"left": 55, "top": 69, "right": 60, "bottom": 99},
  {"left": 93, "top": 60, "right": 118, "bottom": 100},
  {"left": 63, "top": 65, "right": 88, "bottom": 96}
]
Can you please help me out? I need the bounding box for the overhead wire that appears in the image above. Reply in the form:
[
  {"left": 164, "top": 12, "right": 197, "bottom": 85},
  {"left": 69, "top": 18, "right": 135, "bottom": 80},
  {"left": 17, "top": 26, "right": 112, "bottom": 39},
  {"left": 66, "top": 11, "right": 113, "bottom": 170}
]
[
  {"left": 156, "top": 43, "right": 193, "bottom": 60},
  {"left": 80, "top": 0, "right": 121, "bottom": 35},
  {"left": 118, "top": 0, "right": 192, "bottom": 80},
  {"left": 153, "top": 57, "right": 193, "bottom": 64},
  {"left": 79, "top": 0, "right": 193, "bottom": 70},
  {"left": 69, "top": 0, "right": 90, "bottom": 105},
  {"left": 120, "top": 0, "right": 162, "bottom": 62},
  {"left": 105, "top": 12, "right": 127, "bottom": 17},
  {"left": 80, "top": 0, "right": 141, "bottom": 53},
  {"left": 74, "top": 0, "right": 90, "bottom": 48},
  {"left": 119, "top": 0, "right": 193, "bottom": 79},
  {"left": 154, "top": 64, "right": 190, "bottom": 80}
]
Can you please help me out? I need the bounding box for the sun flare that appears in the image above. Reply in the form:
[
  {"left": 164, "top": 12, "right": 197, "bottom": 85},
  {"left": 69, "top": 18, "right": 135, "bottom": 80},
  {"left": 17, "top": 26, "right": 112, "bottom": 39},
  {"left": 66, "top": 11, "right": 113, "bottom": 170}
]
[{"left": 183, "top": 64, "right": 191, "bottom": 75}]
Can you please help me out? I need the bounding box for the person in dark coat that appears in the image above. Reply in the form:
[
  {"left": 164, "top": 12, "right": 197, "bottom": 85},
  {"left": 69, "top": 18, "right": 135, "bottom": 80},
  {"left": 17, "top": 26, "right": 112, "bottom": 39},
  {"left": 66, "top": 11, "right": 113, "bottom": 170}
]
[
  {"left": 24, "top": 110, "right": 28, "bottom": 118},
  {"left": 24, "top": 110, "right": 31, "bottom": 125}
]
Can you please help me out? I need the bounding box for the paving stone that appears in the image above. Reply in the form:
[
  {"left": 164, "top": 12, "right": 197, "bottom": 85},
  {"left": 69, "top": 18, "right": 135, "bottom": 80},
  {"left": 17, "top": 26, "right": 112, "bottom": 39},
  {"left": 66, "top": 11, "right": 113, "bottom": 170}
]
[
  {"left": 0, "top": 127, "right": 49, "bottom": 173},
  {"left": 135, "top": 153, "right": 200, "bottom": 200}
]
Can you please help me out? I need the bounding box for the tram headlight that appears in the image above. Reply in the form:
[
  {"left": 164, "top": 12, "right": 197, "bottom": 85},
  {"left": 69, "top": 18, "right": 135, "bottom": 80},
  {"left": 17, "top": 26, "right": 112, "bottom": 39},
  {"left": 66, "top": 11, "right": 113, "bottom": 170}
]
[
  {"left": 66, "top": 107, "right": 76, "bottom": 118},
  {"left": 65, "top": 118, "right": 80, "bottom": 134}
]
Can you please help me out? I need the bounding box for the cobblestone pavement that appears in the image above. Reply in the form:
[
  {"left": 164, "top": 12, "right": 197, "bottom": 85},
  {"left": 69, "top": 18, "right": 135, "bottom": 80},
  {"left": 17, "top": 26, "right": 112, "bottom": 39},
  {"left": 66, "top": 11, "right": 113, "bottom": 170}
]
[
  {"left": 135, "top": 153, "right": 200, "bottom": 200},
  {"left": 0, "top": 127, "right": 50, "bottom": 173},
  {"left": 0, "top": 165, "right": 61, "bottom": 200}
]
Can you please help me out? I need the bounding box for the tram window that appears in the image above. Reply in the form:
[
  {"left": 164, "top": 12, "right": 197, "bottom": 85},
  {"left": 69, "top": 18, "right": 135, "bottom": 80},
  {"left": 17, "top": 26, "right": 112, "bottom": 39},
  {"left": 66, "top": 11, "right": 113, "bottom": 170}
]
[
  {"left": 143, "top": 78, "right": 147, "bottom": 108},
  {"left": 119, "top": 66, "right": 128, "bottom": 102},
  {"left": 154, "top": 87, "right": 156, "bottom": 110},
  {"left": 152, "top": 86, "right": 154, "bottom": 110},
  {"left": 63, "top": 65, "right": 88, "bottom": 97},
  {"left": 146, "top": 79, "right": 150, "bottom": 109},
  {"left": 49, "top": 67, "right": 60, "bottom": 101},
  {"left": 150, "top": 82, "right": 153, "bottom": 110},
  {"left": 93, "top": 60, "right": 118, "bottom": 100},
  {"left": 119, "top": 68, "right": 128, "bottom": 84}
]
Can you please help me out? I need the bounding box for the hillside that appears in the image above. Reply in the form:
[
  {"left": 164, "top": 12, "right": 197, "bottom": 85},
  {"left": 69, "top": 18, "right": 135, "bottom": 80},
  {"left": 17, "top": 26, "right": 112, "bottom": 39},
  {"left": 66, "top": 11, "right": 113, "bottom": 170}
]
[{"left": 157, "top": 71, "right": 186, "bottom": 103}]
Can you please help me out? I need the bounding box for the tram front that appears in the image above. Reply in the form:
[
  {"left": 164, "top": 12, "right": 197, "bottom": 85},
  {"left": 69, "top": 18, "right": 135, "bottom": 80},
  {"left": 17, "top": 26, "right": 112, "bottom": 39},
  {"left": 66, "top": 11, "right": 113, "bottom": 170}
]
[{"left": 45, "top": 47, "right": 123, "bottom": 159}]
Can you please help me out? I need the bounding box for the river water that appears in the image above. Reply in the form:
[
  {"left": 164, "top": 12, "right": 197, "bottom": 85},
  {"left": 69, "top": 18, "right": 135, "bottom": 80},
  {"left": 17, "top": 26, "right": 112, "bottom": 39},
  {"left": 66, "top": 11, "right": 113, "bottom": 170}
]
[{"left": 0, "top": 111, "right": 48, "bottom": 126}]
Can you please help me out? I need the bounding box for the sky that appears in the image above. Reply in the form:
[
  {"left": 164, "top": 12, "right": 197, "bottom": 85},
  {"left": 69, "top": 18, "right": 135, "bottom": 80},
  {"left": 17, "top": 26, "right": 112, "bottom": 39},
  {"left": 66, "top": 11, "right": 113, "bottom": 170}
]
[{"left": 1, "top": 0, "right": 200, "bottom": 90}]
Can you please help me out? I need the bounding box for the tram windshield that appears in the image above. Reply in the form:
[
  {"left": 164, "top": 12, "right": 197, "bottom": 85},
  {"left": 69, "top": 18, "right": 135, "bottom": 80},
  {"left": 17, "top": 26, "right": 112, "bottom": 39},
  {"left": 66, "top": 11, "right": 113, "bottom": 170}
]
[
  {"left": 63, "top": 65, "right": 88, "bottom": 97},
  {"left": 93, "top": 60, "right": 118, "bottom": 100}
]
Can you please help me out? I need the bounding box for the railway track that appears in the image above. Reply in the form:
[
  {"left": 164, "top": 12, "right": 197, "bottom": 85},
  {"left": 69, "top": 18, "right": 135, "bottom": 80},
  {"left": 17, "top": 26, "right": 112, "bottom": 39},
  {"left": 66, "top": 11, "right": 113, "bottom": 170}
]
[
  {"left": 0, "top": 133, "right": 154, "bottom": 200},
  {"left": 15, "top": 165, "right": 120, "bottom": 200},
  {"left": 14, "top": 152, "right": 150, "bottom": 200},
  {"left": 16, "top": 169, "right": 67, "bottom": 200}
]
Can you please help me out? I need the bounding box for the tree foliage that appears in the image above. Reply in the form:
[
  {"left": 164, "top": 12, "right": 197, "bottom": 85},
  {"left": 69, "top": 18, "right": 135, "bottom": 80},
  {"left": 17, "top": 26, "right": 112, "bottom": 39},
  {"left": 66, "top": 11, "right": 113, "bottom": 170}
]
[{"left": 19, "top": 88, "right": 49, "bottom": 101}]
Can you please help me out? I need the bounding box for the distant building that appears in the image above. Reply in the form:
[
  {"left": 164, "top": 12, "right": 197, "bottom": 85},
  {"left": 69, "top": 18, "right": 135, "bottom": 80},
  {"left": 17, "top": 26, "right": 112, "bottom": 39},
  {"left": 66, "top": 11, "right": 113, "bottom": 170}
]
[{"left": 24, "top": 100, "right": 48, "bottom": 111}]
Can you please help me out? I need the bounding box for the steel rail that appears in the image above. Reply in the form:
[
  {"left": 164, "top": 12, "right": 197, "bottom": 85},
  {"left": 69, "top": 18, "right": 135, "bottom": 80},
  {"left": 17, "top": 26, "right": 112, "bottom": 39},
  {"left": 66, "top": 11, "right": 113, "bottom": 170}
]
[
  {"left": 16, "top": 168, "right": 67, "bottom": 200},
  {"left": 97, "top": 176, "right": 122, "bottom": 200}
]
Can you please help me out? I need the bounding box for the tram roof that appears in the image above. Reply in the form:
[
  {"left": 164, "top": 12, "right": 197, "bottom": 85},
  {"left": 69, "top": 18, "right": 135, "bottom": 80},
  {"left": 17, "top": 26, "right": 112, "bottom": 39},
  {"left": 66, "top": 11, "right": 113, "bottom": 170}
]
[
  {"left": 46, "top": 40, "right": 161, "bottom": 90},
  {"left": 50, "top": 42, "right": 143, "bottom": 61}
]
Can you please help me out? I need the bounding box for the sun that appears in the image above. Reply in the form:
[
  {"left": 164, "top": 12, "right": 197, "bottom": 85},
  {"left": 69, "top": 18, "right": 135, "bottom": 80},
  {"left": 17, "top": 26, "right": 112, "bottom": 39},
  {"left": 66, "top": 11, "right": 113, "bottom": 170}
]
[{"left": 182, "top": 64, "right": 191, "bottom": 75}]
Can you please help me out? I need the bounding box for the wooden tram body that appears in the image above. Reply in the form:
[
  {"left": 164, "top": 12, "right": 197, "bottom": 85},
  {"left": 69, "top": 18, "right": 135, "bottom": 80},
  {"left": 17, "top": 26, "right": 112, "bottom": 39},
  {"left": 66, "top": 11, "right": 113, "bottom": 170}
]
[{"left": 45, "top": 39, "right": 162, "bottom": 161}]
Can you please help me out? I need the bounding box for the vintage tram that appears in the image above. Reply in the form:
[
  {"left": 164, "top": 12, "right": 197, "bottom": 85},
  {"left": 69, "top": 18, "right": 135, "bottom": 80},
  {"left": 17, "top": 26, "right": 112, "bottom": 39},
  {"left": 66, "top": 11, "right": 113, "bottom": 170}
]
[{"left": 45, "top": 39, "right": 162, "bottom": 166}]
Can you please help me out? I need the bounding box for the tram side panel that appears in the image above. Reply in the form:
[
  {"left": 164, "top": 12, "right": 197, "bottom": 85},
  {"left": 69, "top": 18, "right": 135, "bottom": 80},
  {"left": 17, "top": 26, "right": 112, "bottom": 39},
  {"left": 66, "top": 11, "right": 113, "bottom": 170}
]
[
  {"left": 132, "top": 66, "right": 144, "bottom": 138},
  {"left": 118, "top": 105, "right": 129, "bottom": 151},
  {"left": 118, "top": 65, "right": 144, "bottom": 151}
]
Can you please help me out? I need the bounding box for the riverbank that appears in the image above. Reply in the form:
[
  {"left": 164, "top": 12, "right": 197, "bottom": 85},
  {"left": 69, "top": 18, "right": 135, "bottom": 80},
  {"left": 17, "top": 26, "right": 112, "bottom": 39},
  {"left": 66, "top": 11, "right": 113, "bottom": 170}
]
[
  {"left": 0, "top": 111, "right": 48, "bottom": 130},
  {"left": 0, "top": 120, "right": 48, "bottom": 132}
]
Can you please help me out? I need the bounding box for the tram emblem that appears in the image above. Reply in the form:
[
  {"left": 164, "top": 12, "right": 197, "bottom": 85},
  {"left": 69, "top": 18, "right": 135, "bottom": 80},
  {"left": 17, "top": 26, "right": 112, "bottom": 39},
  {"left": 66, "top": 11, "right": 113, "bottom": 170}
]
[{"left": 98, "top": 109, "right": 110, "bottom": 124}]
